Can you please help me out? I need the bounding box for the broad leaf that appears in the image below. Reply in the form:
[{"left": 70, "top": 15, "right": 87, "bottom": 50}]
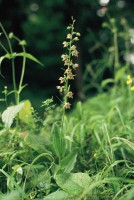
[
  {"left": 2, "top": 102, "right": 24, "bottom": 128},
  {"left": 18, "top": 100, "right": 33, "bottom": 124},
  {"left": 55, "top": 173, "right": 92, "bottom": 196}
]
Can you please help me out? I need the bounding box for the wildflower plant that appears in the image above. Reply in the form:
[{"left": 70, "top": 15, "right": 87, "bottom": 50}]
[
  {"left": 0, "top": 23, "right": 42, "bottom": 106},
  {"left": 57, "top": 17, "right": 80, "bottom": 110}
]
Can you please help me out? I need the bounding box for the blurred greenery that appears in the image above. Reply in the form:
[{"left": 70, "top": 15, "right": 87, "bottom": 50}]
[
  {"left": 1, "top": 1, "right": 134, "bottom": 199},
  {"left": 0, "top": 0, "right": 134, "bottom": 111}
]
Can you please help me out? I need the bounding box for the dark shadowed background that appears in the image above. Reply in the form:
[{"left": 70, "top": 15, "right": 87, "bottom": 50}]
[{"left": 0, "top": 0, "right": 134, "bottom": 112}]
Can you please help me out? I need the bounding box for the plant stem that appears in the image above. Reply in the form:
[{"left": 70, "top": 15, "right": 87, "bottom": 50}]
[
  {"left": 0, "top": 41, "right": 9, "bottom": 54},
  {"left": 13, "top": 35, "right": 27, "bottom": 104},
  {"left": 0, "top": 23, "right": 17, "bottom": 104},
  {"left": 113, "top": 30, "right": 119, "bottom": 80},
  {"left": 19, "top": 46, "right": 26, "bottom": 92}
]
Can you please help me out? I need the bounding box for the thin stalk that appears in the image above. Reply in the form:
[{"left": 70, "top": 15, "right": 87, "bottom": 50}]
[
  {"left": 123, "top": 23, "right": 131, "bottom": 74},
  {"left": 0, "top": 23, "right": 17, "bottom": 104},
  {"left": 0, "top": 41, "right": 9, "bottom": 54},
  {"left": 11, "top": 59, "right": 17, "bottom": 103},
  {"left": 19, "top": 46, "right": 26, "bottom": 91},
  {"left": 62, "top": 25, "right": 73, "bottom": 119},
  {"left": 113, "top": 30, "right": 119, "bottom": 80},
  {"left": 13, "top": 35, "right": 26, "bottom": 104}
]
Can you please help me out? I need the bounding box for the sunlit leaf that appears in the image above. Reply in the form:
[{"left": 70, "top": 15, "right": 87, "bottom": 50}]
[
  {"left": 2, "top": 102, "right": 24, "bottom": 128},
  {"left": 18, "top": 100, "right": 32, "bottom": 124}
]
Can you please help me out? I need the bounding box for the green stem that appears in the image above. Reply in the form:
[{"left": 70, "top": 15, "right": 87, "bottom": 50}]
[
  {"left": 19, "top": 46, "right": 26, "bottom": 90},
  {"left": 0, "top": 41, "right": 9, "bottom": 54},
  {"left": 114, "top": 31, "right": 119, "bottom": 80},
  {"left": 0, "top": 23, "right": 17, "bottom": 104},
  {"left": 124, "top": 24, "right": 130, "bottom": 73},
  {"left": 13, "top": 35, "right": 26, "bottom": 104},
  {"left": 12, "top": 59, "right": 18, "bottom": 103},
  {"left": 17, "top": 45, "right": 26, "bottom": 104}
]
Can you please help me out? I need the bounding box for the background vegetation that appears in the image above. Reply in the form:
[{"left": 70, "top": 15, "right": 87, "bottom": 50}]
[
  {"left": 0, "top": 0, "right": 134, "bottom": 109},
  {"left": 0, "top": 0, "right": 134, "bottom": 200}
]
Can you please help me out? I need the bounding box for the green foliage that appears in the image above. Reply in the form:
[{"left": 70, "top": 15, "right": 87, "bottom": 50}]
[
  {"left": 55, "top": 172, "right": 92, "bottom": 195},
  {"left": 0, "top": 191, "right": 21, "bottom": 200},
  {"left": 60, "top": 152, "right": 77, "bottom": 173},
  {"left": 52, "top": 123, "right": 66, "bottom": 159},
  {"left": 18, "top": 100, "right": 33, "bottom": 124},
  {"left": 0, "top": 15, "right": 134, "bottom": 200}
]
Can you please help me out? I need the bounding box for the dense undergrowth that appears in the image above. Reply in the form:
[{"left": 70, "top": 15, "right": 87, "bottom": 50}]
[{"left": 0, "top": 17, "right": 134, "bottom": 200}]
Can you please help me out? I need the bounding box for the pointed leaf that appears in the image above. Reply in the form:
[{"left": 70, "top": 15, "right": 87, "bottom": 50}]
[
  {"left": 16, "top": 52, "right": 43, "bottom": 66},
  {"left": 60, "top": 152, "right": 77, "bottom": 173},
  {"left": 101, "top": 78, "right": 114, "bottom": 88}
]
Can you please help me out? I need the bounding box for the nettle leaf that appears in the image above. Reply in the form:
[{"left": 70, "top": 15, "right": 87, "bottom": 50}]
[
  {"left": 2, "top": 102, "right": 24, "bottom": 128},
  {"left": 55, "top": 173, "right": 92, "bottom": 196},
  {"left": 16, "top": 52, "right": 43, "bottom": 66}
]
